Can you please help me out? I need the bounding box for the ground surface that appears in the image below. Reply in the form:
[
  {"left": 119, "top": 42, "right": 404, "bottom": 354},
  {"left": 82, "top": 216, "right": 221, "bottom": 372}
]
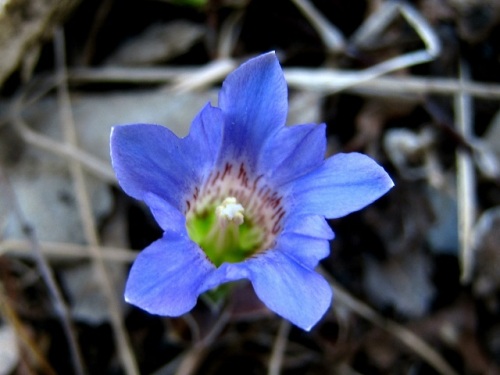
[{"left": 1, "top": 0, "right": 500, "bottom": 374}]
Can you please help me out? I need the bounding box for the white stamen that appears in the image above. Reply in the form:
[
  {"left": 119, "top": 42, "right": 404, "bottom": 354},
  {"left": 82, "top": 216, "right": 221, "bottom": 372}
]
[{"left": 216, "top": 197, "right": 245, "bottom": 225}]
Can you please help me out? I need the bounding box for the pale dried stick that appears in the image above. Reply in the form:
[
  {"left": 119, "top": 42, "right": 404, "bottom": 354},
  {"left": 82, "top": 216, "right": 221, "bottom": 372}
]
[
  {"left": 268, "top": 319, "right": 292, "bottom": 375},
  {"left": 291, "top": 0, "right": 345, "bottom": 53},
  {"left": 181, "top": 313, "right": 201, "bottom": 344},
  {"left": 0, "top": 283, "right": 57, "bottom": 375},
  {"left": 455, "top": 61, "right": 476, "bottom": 283},
  {"left": 349, "top": 0, "right": 400, "bottom": 48},
  {"left": 0, "top": 239, "right": 136, "bottom": 263},
  {"left": 13, "top": 118, "right": 115, "bottom": 183},
  {"left": 284, "top": 68, "right": 500, "bottom": 98},
  {"left": 6, "top": 76, "right": 114, "bottom": 184},
  {"left": 171, "top": 58, "right": 237, "bottom": 92},
  {"left": 67, "top": 65, "right": 500, "bottom": 99},
  {"left": 217, "top": 11, "right": 243, "bottom": 59},
  {"left": 324, "top": 272, "right": 459, "bottom": 375},
  {"left": 174, "top": 308, "right": 231, "bottom": 375},
  {"left": 53, "top": 28, "right": 139, "bottom": 375},
  {"left": 0, "top": 168, "right": 85, "bottom": 375},
  {"left": 11, "top": 74, "right": 58, "bottom": 111},
  {"left": 324, "top": 2, "right": 440, "bottom": 93},
  {"left": 81, "top": 0, "right": 114, "bottom": 65},
  {"left": 69, "top": 66, "right": 193, "bottom": 83},
  {"left": 401, "top": 2, "right": 441, "bottom": 58},
  {"left": 351, "top": 1, "right": 440, "bottom": 57}
]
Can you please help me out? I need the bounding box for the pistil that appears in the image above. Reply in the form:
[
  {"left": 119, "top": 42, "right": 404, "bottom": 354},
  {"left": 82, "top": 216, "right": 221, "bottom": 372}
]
[
  {"left": 216, "top": 197, "right": 245, "bottom": 226},
  {"left": 205, "top": 197, "right": 245, "bottom": 259}
]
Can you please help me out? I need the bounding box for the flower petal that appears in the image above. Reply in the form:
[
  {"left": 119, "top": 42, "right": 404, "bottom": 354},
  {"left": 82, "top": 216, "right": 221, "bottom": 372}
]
[
  {"left": 187, "top": 103, "right": 224, "bottom": 168},
  {"left": 201, "top": 261, "right": 249, "bottom": 292},
  {"left": 143, "top": 192, "right": 186, "bottom": 233},
  {"left": 218, "top": 52, "right": 287, "bottom": 168},
  {"left": 276, "top": 233, "right": 331, "bottom": 269},
  {"left": 259, "top": 123, "right": 326, "bottom": 186},
  {"left": 283, "top": 215, "right": 334, "bottom": 240},
  {"left": 276, "top": 215, "right": 333, "bottom": 268},
  {"left": 110, "top": 104, "right": 223, "bottom": 210},
  {"left": 289, "top": 153, "right": 394, "bottom": 218},
  {"left": 245, "top": 251, "right": 332, "bottom": 331},
  {"left": 125, "top": 232, "right": 214, "bottom": 316}
]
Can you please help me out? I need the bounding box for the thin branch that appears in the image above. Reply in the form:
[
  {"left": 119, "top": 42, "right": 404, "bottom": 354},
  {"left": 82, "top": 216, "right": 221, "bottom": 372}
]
[
  {"left": 0, "top": 239, "right": 136, "bottom": 263},
  {"left": 291, "top": 0, "right": 345, "bottom": 53},
  {"left": 285, "top": 68, "right": 500, "bottom": 98},
  {"left": 268, "top": 319, "right": 291, "bottom": 375},
  {"left": 53, "top": 28, "right": 139, "bottom": 375},
  {"left": 0, "top": 168, "right": 86, "bottom": 375},
  {"left": 66, "top": 65, "right": 500, "bottom": 99},
  {"left": 320, "top": 2, "right": 441, "bottom": 92},
  {"left": 216, "top": 11, "right": 243, "bottom": 59},
  {"left": 323, "top": 271, "right": 459, "bottom": 375},
  {"left": 400, "top": 2, "right": 440, "bottom": 58},
  {"left": 0, "top": 283, "right": 57, "bottom": 375},
  {"left": 174, "top": 308, "right": 231, "bottom": 375},
  {"left": 170, "top": 58, "right": 236, "bottom": 92},
  {"left": 13, "top": 118, "right": 116, "bottom": 183},
  {"left": 69, "top": 66, "right": 193, "bottom": 84},
  {"left": 455, "top": 61, "right": 476, "bottom": 283}
]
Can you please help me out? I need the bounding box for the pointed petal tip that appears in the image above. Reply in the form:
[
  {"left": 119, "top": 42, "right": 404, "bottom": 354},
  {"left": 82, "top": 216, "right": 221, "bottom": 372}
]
[
  {"left": 290, "top": 284, "right": 332, "bottom": 331},
  {"left": 245, "top": 252, "right": 332, "bottom": 331},
  {"left": 300, "top": 289, "right": 333, "bottom": 331},
  {"left": 252, "top": 50, "right": 278, "bottom": 62},
  {"left": 378, "top": 163, "right": 395, "bottom": 189},
  {"left": 291, "top": 152, "right": 395, "bottom": 219},
  {"left": 218, "top": 51, "right": 288, "bottom": 163}
]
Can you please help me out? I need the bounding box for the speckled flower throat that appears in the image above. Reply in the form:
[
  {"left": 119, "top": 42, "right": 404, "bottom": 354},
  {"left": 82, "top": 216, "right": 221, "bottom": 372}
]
[{"left": 186, "top": 162, "right": 285, "bottom": 266}]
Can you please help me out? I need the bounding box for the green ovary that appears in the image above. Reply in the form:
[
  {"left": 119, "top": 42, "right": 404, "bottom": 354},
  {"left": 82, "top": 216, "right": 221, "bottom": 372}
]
[{"left": 186, "top": 203, "right": 264, "bottom": 267}]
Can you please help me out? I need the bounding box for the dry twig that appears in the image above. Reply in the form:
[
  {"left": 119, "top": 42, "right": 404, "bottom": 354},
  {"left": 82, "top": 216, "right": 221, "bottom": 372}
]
[
  {"left": 455, "top": 61, "right": 476, "bottom": 283},
  {"left": 291, "top": 0, "right": 345, "bottom": 53},
  {"left": 65, "top": 64, "right": 500, "bottom": 99},
  {"left": 53, "top": 28, "right": 139, "bottom": 375},
  {"left": 324, "top": 271, "right": 459, "bottom": 375},
  {"left": 0, "top": 239, "right": 135, "bottom": 262},
  {"left": 173, "top": 308, "right": 231, "bottom": 375},
  {"left": 0, "top": 168, "right": 85, "bottom": 375},
  {"left": 268, "top": 319, "right": 292, "bottom": 375}
]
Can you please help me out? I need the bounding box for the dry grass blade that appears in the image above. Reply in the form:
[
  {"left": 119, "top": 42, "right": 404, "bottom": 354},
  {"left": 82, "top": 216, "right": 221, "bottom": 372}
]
[
  {"left": 0, "top": 284, "right": 56, "bottom": 375},
  {"left": 324, "top": 271, "right": 459, "bottom": 375},
  {"left": 171, "top": 58, "right": 237, "bottom": 92},
  {"left": 174, "top": 308, "right": 231, "bottom": 375},
  {"left": 268, "top": 319, "right": 291, "bottom": 375},
  {"left": 316, "top": 1, "right": 442, "bottom": 93},
  {"left": 0, "top": 239, "right": 136, "bottom": 262},
  {"left": 13, "top": 118, "right": 116, "bottom": 183},
  {"left": 285, "top": 68, "right": 500, "bottom": 98},
  {"left": 0, "top": 168, "right": 85, "bottom": 375},
  {"left": 53, "top": 28, "right": 139, "bottom": 375},
  {"left": 69, "top": 66, "right": 193, "bottom": 83},
  {"left": 291, "top": 0, "right": 345, "bottom": 53},
  {"left": 66, "top": 64, "right": 500, "bottom": 99},
  {"left": 455, "top": 61, "right": 476, "bottom": 284},
  {"left": 5, "top": 76, "right": 115, "bottom": 183},
  {"left": 217, "top": 11, "right": 243, "bottom": 59}
]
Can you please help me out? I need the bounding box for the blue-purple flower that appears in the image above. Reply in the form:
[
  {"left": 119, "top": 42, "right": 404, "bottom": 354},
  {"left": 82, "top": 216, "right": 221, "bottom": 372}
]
[{"left": 110, "top": 52, "right": 393, "bottom": 331}]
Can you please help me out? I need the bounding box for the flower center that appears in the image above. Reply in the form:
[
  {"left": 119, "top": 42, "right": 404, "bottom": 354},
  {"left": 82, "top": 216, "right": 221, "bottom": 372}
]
[
  {"left": 216, "top": 197, "right": 245, "bottom": 226},
  {"left": 186, "top": 196, "right": 264, "bottom": 267},
  {"left": 185, "top": 162, "right": 286, "bottom": 267}
]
